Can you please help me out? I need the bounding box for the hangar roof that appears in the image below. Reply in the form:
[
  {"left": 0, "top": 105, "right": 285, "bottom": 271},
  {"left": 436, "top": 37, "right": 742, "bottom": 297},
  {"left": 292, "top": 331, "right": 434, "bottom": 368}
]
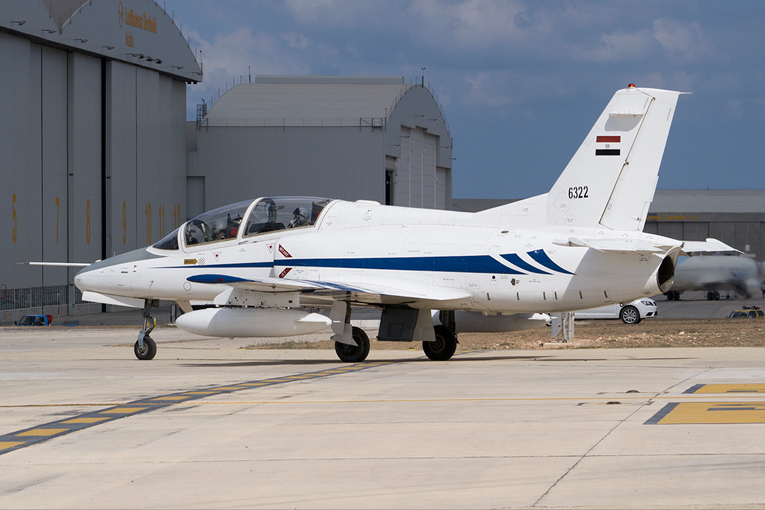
[
  {"left": 0, "top": 0, "right": 201, "bottom": 82},
  {"left": 650, "top": 189, "right": 765, "bottom": 213},
  {"left": 205, "top": 76, "right": 412, "bottom": 126}
]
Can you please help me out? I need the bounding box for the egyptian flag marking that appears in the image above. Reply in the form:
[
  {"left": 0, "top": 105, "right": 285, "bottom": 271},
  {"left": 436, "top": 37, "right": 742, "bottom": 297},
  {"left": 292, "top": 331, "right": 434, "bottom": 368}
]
[{"left": 596, "top": 135, "right": 620, "bottom": 156}]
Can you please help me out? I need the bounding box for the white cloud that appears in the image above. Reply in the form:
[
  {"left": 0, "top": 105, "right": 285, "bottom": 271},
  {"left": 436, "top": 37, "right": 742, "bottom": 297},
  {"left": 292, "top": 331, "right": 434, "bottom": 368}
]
[{"left": 188, "top": 26, "right": 311, "bottom": 104}]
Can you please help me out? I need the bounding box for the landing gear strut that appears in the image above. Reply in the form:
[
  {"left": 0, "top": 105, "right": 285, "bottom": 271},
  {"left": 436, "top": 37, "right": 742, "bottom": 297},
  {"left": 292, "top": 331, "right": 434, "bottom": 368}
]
[{"left": 134, "top": 299, "right": 159, "bottom": 360}]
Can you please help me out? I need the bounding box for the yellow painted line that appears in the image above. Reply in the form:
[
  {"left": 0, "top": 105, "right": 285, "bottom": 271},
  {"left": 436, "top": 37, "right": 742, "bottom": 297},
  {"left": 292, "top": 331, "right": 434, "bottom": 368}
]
[
  {"left": 184, "top": 391, "right": 220, "bottom": 394},
  {"left": 17, "top": 428, "right": 68, "bottom": 437},
  {"left": 0, "top": 441, "right": 25, "bottom": 450},
  {"left": 693, "top": 384, "right": 765, "bottom": 394},
  {"left": 151, "top": 396, "right": 191, "bottom": 401},
  {"left": 100, "top": 407, "right": 147, "bottom": 414},
  {"left": 215, "top": 386, "right": 248, "bottom": 390},
  {"left": 281, "top": 375, "right": 319, "bottom": 379},
  {"left": 62, "top": 417, "right": 111, "bottom": 424},
  {"left": 239, "top": 383, "right": 269, "bottom": 386},
  {"left": 657, "top": 402, "right": 765, "bottom": 424}
]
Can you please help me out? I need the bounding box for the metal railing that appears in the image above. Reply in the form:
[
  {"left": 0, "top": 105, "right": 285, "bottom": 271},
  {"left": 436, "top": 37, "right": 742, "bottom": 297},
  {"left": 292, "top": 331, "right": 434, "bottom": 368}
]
[{"left": 0, "top": 285, "right": 83, "bottom": 311}]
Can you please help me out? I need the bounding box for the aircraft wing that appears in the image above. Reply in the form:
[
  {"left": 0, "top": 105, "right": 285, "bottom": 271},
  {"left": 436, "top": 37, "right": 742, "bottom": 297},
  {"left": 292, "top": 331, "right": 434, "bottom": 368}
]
[{"left": 186, "top": 274, "right": 472, "bottom": 303}]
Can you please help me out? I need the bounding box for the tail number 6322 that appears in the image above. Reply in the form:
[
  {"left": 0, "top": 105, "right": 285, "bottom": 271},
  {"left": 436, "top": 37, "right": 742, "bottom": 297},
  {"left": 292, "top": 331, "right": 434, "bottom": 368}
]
[{"left": 568, "top": 186, "right": 589, "bottom": 199}]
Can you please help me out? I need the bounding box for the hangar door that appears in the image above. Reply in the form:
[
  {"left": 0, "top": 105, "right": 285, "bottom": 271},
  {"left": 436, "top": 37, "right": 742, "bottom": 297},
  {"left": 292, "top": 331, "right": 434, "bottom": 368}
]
[{"left": 395, "top": 127, "right": 440, "bottom": 208}]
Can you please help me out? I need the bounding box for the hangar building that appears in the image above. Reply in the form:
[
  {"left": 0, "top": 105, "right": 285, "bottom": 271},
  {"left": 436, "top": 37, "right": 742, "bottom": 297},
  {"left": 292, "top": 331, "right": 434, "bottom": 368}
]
[
  {"left": 0, "top": 0, "right": 201, "bottom": 321},
  {"left": 188, "top": 75, "right": 453, "bottom": 217}
]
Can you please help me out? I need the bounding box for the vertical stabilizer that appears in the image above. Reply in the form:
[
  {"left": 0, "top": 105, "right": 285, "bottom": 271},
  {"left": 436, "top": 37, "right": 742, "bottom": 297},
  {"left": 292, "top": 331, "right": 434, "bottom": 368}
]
[{"left": 546, "top": 86, "right": 682, "bottom": 230}]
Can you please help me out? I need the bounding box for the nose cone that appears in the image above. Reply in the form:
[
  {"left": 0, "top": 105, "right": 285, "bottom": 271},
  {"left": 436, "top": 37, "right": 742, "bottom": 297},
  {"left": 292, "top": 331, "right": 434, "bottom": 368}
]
[{"left": 74, "top": 247, "right": 161, "bottom": 294}]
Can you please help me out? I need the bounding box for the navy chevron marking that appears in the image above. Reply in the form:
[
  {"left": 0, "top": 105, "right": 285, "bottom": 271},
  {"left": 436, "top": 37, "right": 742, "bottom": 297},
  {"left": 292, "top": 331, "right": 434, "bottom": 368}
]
[
  {"left": 500, "top": 253, "right": 551, "bottom": 275},
  {"left": 527, "top": 250, "right": 574, "bottom": 275}
]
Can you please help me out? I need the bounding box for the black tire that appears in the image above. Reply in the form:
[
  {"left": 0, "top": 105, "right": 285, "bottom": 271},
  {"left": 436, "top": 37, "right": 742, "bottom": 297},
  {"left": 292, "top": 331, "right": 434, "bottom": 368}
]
[
  {"left": 706, "top": 291, "right": 715, "bottom": 301},
  {"left": 134, "top": 336, "right": 157, "bottom": 360},
  {"left": 423, "top": 325, "right": 457, "bottom": 361},
  {"left": 620, "top": 306, "right": 641, "bottom": 325},
  {"left": 714, "top": 291, "right": 720, "bottom": 301},
  {"left": 334, "top": 326, "right": 370, "bottom": 363}
]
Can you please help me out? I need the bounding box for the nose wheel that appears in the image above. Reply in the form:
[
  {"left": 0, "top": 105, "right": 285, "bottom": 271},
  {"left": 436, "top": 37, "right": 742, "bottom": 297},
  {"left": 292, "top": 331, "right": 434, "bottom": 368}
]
[
  {"left": 134, "top": 299, "right": 159, "bottom": 360},
  {"left": 134, "top": 335, "right": 156, "bottom": 360}
]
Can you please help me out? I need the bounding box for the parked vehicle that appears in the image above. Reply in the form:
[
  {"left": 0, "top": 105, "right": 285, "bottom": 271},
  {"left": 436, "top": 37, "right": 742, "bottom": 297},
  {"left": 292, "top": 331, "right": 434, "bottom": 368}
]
[
  {"left": 17, "top": 314, "right": 53, "bottom": 326},
  {"left": 574, "top": 298, "right": 657, "bottom": 324},
  {"left": 727, "top": 306, "right": 764, "bottom": 319}
]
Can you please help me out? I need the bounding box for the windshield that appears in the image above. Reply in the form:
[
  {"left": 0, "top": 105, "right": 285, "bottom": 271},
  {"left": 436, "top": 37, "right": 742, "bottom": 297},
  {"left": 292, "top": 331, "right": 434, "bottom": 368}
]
[
  {"left": 184, "top": 200, "right": 251, "bottom": 247},
  {"left": 153, "top": 228, "right": 180, "bottom": 250},
  {"left": 244, "top": 197, "right": 330, "bottom": 237}
]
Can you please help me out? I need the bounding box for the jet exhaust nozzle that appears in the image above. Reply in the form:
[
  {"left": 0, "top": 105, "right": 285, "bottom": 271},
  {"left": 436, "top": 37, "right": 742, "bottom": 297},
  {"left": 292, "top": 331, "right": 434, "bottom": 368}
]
[
  {"left": 175, "top": 307, "right": 332, "bottom": 338},
  {"left": 656, "top": 255, "right": 675, "bottom": 293}
]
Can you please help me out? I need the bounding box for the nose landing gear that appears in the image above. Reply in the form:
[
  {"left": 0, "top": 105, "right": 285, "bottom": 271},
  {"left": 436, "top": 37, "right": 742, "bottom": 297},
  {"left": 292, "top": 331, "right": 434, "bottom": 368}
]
[{"left": 134, "top": 299, "right": 159, "bottom": 360}]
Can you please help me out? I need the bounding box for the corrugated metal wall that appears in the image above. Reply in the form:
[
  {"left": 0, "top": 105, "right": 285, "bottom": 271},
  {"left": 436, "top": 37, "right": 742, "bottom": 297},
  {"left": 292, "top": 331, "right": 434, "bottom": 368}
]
[
  {"left": 195, "top": 126, "right": 385, "bottom": 210},
  {"left": 1, "top": 33, "right": 187, "bottom": 308}
]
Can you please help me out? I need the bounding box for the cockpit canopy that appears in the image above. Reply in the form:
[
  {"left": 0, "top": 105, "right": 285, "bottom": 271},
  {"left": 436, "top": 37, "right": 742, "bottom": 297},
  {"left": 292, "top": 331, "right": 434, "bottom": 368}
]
[{"left": 153, "top": 197, "right": 331, "bottom": 251}]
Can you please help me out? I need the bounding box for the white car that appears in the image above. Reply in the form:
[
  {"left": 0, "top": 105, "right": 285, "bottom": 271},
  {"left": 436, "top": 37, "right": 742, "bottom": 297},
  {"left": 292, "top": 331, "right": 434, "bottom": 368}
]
[{"left": 574, "top": 298, "right": 658, "bottom": 324}]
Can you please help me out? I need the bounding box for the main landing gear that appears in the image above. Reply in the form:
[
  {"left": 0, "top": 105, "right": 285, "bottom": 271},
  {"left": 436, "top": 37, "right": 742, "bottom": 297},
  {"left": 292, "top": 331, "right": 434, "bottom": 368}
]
[
  {"left": 423, "top": 325, "right": 458, "bottom": 361},
  {"left": 333, "top": 307, "right": 459, "bottom": 363},
  {"left": 134, "top": 299, "right": 159, "bottom": 360},
  {"left": 334, "top": 326, "right": 370, "bottom": 363}
]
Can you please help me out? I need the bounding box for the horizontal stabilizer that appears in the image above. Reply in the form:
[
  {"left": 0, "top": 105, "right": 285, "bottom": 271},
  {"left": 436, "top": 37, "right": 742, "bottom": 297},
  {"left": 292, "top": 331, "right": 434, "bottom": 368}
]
[
  {"left": 681, "top": 238, "right": 741, "bottom": 255},
  {"left": 556, "top": 237, "right": 681, "bottom": 254}
]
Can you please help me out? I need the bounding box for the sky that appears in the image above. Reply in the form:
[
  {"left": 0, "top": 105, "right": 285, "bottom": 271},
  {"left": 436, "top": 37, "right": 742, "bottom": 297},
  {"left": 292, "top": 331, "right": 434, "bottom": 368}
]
[{"left": 170, "top": 0, "right": 765, "bottom": 199}]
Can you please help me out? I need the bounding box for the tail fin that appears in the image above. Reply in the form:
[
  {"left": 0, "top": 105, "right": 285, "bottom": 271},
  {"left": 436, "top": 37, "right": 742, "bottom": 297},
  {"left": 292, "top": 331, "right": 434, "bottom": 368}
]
[{"left": 546, "top": 86, "right": 683, "bottom": 231}]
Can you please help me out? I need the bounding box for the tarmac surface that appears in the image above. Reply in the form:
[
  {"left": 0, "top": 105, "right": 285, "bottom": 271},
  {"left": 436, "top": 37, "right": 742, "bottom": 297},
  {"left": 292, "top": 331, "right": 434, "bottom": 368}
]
[{"left": 1, "top": 305, "right": 765, "bottom": 508}]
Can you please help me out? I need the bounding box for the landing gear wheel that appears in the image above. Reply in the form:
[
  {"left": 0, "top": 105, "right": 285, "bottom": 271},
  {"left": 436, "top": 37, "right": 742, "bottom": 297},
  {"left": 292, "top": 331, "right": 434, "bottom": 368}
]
[
  {"left": 334, "top": 326, "right": 370, "bottom": 363},
  {"left": 423, "top": 325, "right": 458, "bottom": 361},
  {"left": 714, "top": 291, "right": 720, "bottom": 301},
  {"left": 620, "top": 306, "right": 641, "bottom": 324},
  {"left": 134, "top": 336, "right": 157, "bottom": 360}
]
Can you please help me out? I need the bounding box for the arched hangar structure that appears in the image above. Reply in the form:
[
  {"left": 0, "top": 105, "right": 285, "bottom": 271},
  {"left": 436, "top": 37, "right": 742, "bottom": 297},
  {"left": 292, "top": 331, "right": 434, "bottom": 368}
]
[
  {"left": 0, "top": 0, "right": 201, "bottom": 319},
  {"left": 190, "top": 76, "right": 453, "bottom": 217}
]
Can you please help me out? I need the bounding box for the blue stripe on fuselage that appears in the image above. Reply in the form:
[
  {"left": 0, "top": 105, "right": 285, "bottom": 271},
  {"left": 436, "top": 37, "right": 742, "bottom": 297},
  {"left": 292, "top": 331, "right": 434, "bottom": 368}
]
[
  {"left": 165, "top": 253, "right": 574, "bottom": 276},
  {"left": 277, "top": 255, "right": 523, "bottom": 274}
]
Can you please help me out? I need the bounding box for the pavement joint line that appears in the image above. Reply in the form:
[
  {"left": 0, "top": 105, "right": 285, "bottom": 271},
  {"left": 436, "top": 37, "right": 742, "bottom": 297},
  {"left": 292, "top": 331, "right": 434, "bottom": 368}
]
[
  {"left": 2, "top": 393, "right": 763, "bottom": 410},
  {"left": 0, "top": 360, "right": 392, "bottom": 456}
]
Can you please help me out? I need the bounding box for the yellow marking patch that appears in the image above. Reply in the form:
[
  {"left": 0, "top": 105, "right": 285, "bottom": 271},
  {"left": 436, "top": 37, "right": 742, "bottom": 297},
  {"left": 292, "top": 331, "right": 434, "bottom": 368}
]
[
  {"left": 151, "top": 396, "right": 191, "bottom": 401},
  {"left": 100, "top": 407, "right": 147, "bottom": 414},
  {"left": 282, "top": 375, "right": 318, "bottom": 379},
  {"left": 215, "top": 386, "right": 247, "bottom": 390},
  {"left": 239, "top": 383, "right": 269, "bottom": 386},
  {"left": 658, "top": 402, "right": 765, "bottom": 424},
  {"left": 17, "top": 428, "right": 68, "bottom": 437},
  {"left": 0, "top": 441, "right": 25, "bottom": 450},
  {"left": 693, "top": 384, "right": 765, "bottom": 394},
  {"left": 63, "top": 417, "right": 110, "bottom": 424},
  {"left": 185, "top": 391, "right": 220, "bottom": 394}
]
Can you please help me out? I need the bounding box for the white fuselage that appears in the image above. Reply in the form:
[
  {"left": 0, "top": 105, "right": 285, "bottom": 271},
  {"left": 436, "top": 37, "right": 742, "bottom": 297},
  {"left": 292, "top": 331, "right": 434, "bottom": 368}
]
[{"left": 75, "top": 198, "right": 673, "bottom": 315}]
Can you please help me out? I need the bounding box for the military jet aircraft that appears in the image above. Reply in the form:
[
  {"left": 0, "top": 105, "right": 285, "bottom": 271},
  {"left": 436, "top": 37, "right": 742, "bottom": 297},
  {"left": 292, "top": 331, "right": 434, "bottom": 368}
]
[{"left": 73, "top": 85, "right": 727, "bottom": 362}]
